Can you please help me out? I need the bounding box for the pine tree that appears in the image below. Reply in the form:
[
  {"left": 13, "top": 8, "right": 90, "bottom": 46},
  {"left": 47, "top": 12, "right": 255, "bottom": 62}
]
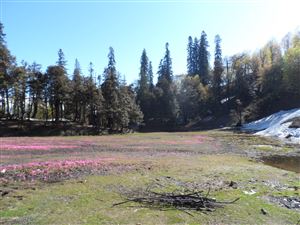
[
  {"left": 158, "top": 43, "right": 173, "bottom": 82},
  {"left": 11, "top": 62, "right": 28, "bottom": 120},
  {"left": 187, "top": 36, "right": 194, "bottom": 75},
  {"left": 28, "top": 62, "right": 44, "bottom": 119},
  {"left": 42, "top": 70, "right": 50, "bottom": 122},
  {"left": 101, "top": 47, "right": 121, "bottom": 131},
  {"left": 53, "top": 49, "right": 70, "bottom": 121},
  {"left": 148, "top": 61, "right": 154, "bottom": 90},
  {"left": 57, "top": 49, "right": 67, "bottom": 69},
  {"left": 86, "top": 62, "right": 99, "bottom": 126},
  {"left": 212, "top": 35, "right": 224, "bottom": 105},
  {"left": 138, "top": 49, "right": 149, "bottom": 92},
  {"left": 136, "top": 49, "right": 149, "bottom": 122},
  {"left": 72, "top": 59, "right": 83, "bottom": 122},
  {"left": 94, "top": 86, "right": 105, "bottom": 130},
  {"left": 47, "top": 65, "right": 64, "bottom": 121},
  {"left": 89, "top": 62, "right": 94, "bottom": 79},
  {"left": 0, "top": 22, "right": 15, "bottom": 117},
  {"left": 156, "top": 43, "right": 178, "bottom": 125},
  {"left": 193, "top": 37, "right": 199, "bottom": 75},
  {"left": 199, "top": 31, "right": 210, "bottom": 85},
  {"left": 120, "top": 84, "right": 143, "bottom": 130},
  {"left": 0, "top": 22, "right": 5, "bottom": 44},
  {"left": 44, "top": 49, "right": 70, "bottom": 122}
]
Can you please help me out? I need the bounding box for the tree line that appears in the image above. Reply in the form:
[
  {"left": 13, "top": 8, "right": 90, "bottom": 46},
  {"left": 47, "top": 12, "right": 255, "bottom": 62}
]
[{"left": 1, "top": 21, "right": 299, "bottom": 132}]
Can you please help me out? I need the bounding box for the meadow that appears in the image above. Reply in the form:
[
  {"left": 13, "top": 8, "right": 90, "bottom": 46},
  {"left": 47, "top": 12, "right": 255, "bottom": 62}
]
[{"left": 1, "top": 130, "right": 299, "bottom": 224}]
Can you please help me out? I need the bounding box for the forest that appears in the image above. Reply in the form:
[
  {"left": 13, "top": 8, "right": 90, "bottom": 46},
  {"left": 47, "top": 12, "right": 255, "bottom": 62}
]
[
  {"left": 1, "top": 22, "right": 299, "bottom": 133},
  {"left": 1, "top": 18, "right": 300, "bottom": 224}
]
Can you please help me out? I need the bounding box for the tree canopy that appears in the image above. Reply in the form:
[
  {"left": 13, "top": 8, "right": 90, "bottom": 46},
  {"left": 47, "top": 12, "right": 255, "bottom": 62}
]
[{"left": 0, "top": 20, "right": 299, "bottom": 131}]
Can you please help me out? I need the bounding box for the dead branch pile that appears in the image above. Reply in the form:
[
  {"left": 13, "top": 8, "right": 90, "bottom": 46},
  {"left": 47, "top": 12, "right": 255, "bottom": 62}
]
[{"left": 113, "top": 179, "right": 239, "bottom": 214}]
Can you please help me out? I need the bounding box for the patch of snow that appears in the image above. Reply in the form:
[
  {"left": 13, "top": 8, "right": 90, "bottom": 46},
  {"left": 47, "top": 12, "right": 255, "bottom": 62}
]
[
  {"left": 243, "top": 108, "right": 300, "bottom": 144},
  {"left": 27, "top": 118, "right": 70, "bottom": 122},
  {"left": 221, "top": 96, "right": 235, "bottom": 104},
  {"left": 243, "top": 190, "right": 256, "bottom": 195}
]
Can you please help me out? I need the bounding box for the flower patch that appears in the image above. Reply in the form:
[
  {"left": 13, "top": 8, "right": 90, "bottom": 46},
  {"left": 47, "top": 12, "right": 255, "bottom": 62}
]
[
  {"left": 1, "top": 144, "right": 79, "bottom": 150},
  {"left": 0, "top": 158, "right": 115, "bottom": 182}
]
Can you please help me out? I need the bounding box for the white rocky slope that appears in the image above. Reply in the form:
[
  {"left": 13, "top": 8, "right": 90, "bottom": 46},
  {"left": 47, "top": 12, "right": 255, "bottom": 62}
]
[{"left": 242, "top": 108, "right": 300, "bottom": 144}]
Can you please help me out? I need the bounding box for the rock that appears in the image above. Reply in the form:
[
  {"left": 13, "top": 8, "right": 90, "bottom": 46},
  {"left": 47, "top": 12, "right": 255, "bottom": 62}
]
[
  {"left": 243, "top": 190, "right": 256, "bottom": 195},
  {"left": 285, "top": 134, "right": 292, "bottom": 139},
  {"left": 266, "top": 195, "right": 300, "bottom": 210},
  {"left": 280, "top": 197, "right": 300, "bottom": 209},
  {"left": 261, "top": 208, "right": 268, "bottom": 215},
  {"left": 229, "top": 181, "right": 238, "bottom": 189},
  {"left": 1, "top": 191, "right": 9, "bottom": 197}
]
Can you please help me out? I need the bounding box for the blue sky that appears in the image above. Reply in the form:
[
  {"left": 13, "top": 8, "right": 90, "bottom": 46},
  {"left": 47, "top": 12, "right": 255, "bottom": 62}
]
[{"left": 1, "top": 0, "right": 299, "bottom": 83}]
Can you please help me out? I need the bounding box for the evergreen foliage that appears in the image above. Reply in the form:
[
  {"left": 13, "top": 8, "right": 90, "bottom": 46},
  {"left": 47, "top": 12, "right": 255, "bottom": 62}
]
[
  {"left": 0, "top": 21, "right": 299, "bottom": 131},
  {"left": 212, "top": 35, "right": 223, "bottom": 105},
  {"left": 156, "top": 43, "right": 178, "bottom": 125},
  {"left": 198, "top": 31, "right": 210, "bottom": 85}
]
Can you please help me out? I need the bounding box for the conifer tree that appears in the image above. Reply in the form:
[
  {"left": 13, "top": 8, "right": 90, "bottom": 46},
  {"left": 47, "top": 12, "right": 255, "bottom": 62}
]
[
  {"left": 72, "top": 59, "right": 83, "bottom": 121},
  {"left": 193, "top": 37, "right": 199, "bottom": 76},
  {"left": 57, "top": 49, "right": 67, "bottom": 69},
  {"left": 54, "top": 49, "right": 70, "bottom": 120},
  {"left": 85, "top": 62, "right": 105, "bottom": 129},
  {"left": 199, "top": 31, "right": 210, "bottom": 85},
  {"left": 0, "top": 22, "right": 15, "bottom": 117},
  {"left": 157, "top": 43, "right": 173, "bottom": 82},
  {"left": 47, "top": 65, "right": 65, "bottom": 121},
  {"left": 138, "top": 49, "right": 149, "bottom": 92},
  {"left": 187, "top": 36, "right": 194, "bottom": 75},
  {"left": 120, "top": 83, "right": 143, "bottom": 130},
  {"left": 86, "top": 62, "right": 100, "bottom": 126},
  {"left": 212, "top": 35, "right": 224, "bottom": 104},
  {"left": 28, "top": 62, "right": 44, "bottom": 119},
  {"left": 156, "top": 43, "right": 178, "bottom": 125},
  {"left": 148, "top": 61, "right": 154, "bottom": 90},
  {"left": 12, "top": 62, "right": 28, "bottom": 120},
  {"left": 136, "top": 49, "right": 150, "bottom": 122},
  {"left": 101, "top": 47, "right": 121, "bottom": 130}
]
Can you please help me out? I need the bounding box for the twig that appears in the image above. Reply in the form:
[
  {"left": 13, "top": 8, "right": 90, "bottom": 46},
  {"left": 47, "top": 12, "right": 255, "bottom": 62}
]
[
  {"left": 216, "top": 197, "right": 240, "bottom": 204},
  {"left": 205, "top": 187, "right": 211, "bottom": 198},
  {"left": 112, "top": 200, "right": 132, "bottom": 207}
]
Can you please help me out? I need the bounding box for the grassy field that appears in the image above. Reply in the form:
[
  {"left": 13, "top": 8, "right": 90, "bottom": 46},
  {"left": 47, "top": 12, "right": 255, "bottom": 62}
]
[{"left": 1, "top": 130, "right": 299, "bottom": 224}]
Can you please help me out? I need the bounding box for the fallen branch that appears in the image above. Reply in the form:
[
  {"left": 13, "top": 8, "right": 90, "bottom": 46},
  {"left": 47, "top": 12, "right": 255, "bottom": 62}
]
[{"left": 113, "top": 182, "right": 239, "bottom": 214}]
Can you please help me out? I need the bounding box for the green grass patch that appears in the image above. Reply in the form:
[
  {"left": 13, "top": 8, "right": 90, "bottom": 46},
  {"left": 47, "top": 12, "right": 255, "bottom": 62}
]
[{"left": 1, "top": 131, "right": 299, "bottom": 224}]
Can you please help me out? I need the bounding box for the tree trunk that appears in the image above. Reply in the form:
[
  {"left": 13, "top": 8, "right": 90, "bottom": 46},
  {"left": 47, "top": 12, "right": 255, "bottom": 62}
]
[
  {"left": 74, "top": 101, "right": 78, "bottom": 122},
  {"left": 5, "top": 88, "right": 10, "bottom": 117},
  {"left": 44, "top": 98, "right": 48, "bottom": 122},
  {"left": 32, "top": 98, "right": 38, "bottom": 119},
  {"left": 60, "top": 103, "right": 63, "bottom": 121},
  {"left": 55, "top": 100, "right": 59, "bottom": 122},
  {"left": 82, "top": 104, "right": 86, "bottom": 124},
  {"left": 1, "top": 92, "right": 5, "bottom": 113},
  {"left": 27, "top": 95, "right": 34, "bottom": 120}
]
